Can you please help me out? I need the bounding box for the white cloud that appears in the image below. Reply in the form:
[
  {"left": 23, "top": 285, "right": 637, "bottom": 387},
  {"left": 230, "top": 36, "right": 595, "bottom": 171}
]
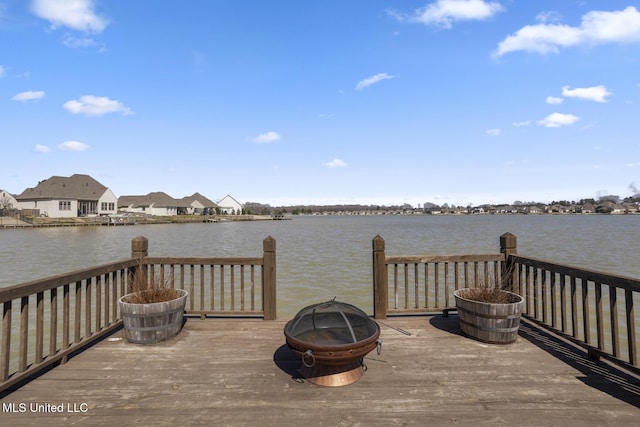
[
  {"left": 390, "top": 0, "right": 503, "bottom": 29},
  {"left": 63, "top": 95, "right": 132, "bottom": 116},
  {"left": 546, "top": 96, "right": 563, "bottom": 105},
  {"left": 34, "top": 144, "right": 50, "bottom": 153},
  {"left": 537, "top": 112, "right": 580, "bottom": 128},
  {"left": 495, "top": 6, "right": 640, "bottom": 56},
  {"left": 356, "top": 73, "right": 395, "bottom": 90},
  {"left": 562, "top": 85, "right": 612, "bottom": 103},
  {"left": 486, "top": 128, "right": 501, "bottom": 136},
  {"left": 536, "top": 11, "right": 562, "bottom": 25},
  {"left": 251, "top": 131, "right": 281, "bottom": 144},
  {"left": 59, "top": 140, "right": 89, "bottom": 151},
  {"left": 62, "top": 35, "right": 99, "bottom": 49},
  {"left": 323, "top": 158, "right": 347, "bottom": 168},
  {"left": 31, "top": 0, "right": 108, "bottom": 33},
  {"left": 512, "top": 120, "right": 531, "bottom": 127},
  {"left": 12, "top": 90, "right": 45, "bottom": 102}
]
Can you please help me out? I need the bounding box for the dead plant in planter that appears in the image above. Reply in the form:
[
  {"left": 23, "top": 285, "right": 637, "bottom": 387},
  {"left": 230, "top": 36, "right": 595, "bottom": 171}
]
[
  {"left": 453, "top": 265, "right": 524, "bottom": 344},
  {"left": 456, "top": 264, "right": 519, "bottom": 303},
  {"left": 119, "top": 261, "right": 188, "bottom": 344},
  {"left": 123, "top": 263, "right": 180, "bottom": 304}
]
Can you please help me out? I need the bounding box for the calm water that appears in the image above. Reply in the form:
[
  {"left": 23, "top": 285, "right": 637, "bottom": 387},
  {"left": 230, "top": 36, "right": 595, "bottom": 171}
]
[{"left": 1, "top": 215, "right": 638, "bottom": 318}]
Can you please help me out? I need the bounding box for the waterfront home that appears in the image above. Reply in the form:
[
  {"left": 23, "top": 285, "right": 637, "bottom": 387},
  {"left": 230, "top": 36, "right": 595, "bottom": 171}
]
[
  {"left": 0, "top": 189, "right": 18, "bottom": 212},
  {"left": 218, "top": 194, "right": 244, "bottom": 214},
  {"left": 15, "top": 174, "right": 117, "bottom": 218},
  {"left": 179, "top": 192, "right": 218, "bottom": 215},
  {"left": 118, "top": 192, "right": 182, "bottom": 216}
]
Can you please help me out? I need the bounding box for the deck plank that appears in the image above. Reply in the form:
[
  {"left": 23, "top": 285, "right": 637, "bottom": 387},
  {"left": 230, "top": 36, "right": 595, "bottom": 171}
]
[{"left": 1, "top": 316, "right": 639, "bottom": 426}]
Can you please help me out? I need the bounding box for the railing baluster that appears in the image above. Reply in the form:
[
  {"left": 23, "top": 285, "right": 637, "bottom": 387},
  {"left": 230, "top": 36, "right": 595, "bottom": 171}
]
[
  {"left": 403, "top": 264, "right": 409, "bottom": 309},
  {"left": 1, "top": 301, "right": 12, "bottom": 381},
  {"left": 559, "top": 274, "right": 566, "bottom": 333},
  {"left": 570, "top": 276, "right": 578, "bottom": 339},
  {"left": 63, "top": 284, "right": 70, "bottom": 363},
  {"left": 582, "top": 278, "right": 591, "bottom": 345},
  {"left": 251, "top": 265, "right": 256, "bottom": 311},
  {"left": 210, "top": 265, "right": 215, "bottom": 311},
  {"left": 595, "top": 282, "right": 604, "bottom": 351},
  {"left": 180, "top": 264, "right": 186, "bottom": 294},
  {"left": 454, "top": 262, "right": 460, "bottom": 292},
  {"left": 74, "top": 281, "right": 81, "bottom": 344},
  {"left": 414, "top": 263, "right": 419, "bottom": 309},
  {"left": 625, "top": 290, "right": 636, "bottom": 366},
  {"left": 609, "top": 285, "right": 619, "bottom": 358},
  {"left": 104, "top": 274, "right": 110, "bottom": 326},
  {"left": 550, "top": 271, "right": 557, "bottom": 328},
  {"left": 231, "top": 265, "right": 236, "bottom": 311},
  {"left": 200, "top": 264, "right": 205, "bottom": 314},
  {"left": 241, "top": 265, "right": 246, "bottom": 311},
  {"left": 19, "top": 296, "right": 28, "bottom": 372},
  {"left": 393, "top": 264, "right": 398, "bottom": 310},
  {"left": 190, "top": 264, "right": 195, "bottom": 310},
  {"left": 424, "top": 263, "right": 429, "bottom": 309},
  {"left": 444, "top": 262, "right": 450, "bottom": 308},
  {"left": 50, "top": 288, "right": 58, "bottom": 357},
  {"left": 220, "top": 265, "right": 225, "bottom": 310},
  {"left": 85, "top": 278, "right": 92, "bottom": 338},
  {"left": 96, "top": 275, "right": 102, "bottom": 332},
  {"left": 36, "top": 291, "right": 44, "bottom": 362},
  {"left": 541, "top": 269, "right": 548, "bottom": 324},
  {"left": 434, "top": 263, "right": 440, "bottom": 308},
  {"left": 532, "top": 268, "right": 538, "bottom": 319}
]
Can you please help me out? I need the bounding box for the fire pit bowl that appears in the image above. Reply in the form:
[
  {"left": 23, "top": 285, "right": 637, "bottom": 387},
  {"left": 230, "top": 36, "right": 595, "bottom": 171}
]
[{"left": 284, "top": 299, "right": 381, "bottom": 386}]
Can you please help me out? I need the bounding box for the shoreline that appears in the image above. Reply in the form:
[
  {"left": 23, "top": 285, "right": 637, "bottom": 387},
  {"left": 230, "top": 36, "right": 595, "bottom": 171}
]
[{"left": 0, "top": 214, "right": 274, "bottom": 229}]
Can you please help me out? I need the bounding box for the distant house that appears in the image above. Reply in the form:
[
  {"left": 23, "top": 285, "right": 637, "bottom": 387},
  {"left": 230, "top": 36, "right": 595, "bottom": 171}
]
[
  {"left": 217, "top": 194, "right": 243, "bottom": 215},
  {"left": 179, "top": 192, "right": 218, "bottom": 215},
  {"left": 15, "top": 174, "right": 117, "bottom": 218},
  {"left": 0, "top": 189, "right": 18, "bottom": 213},
  {"left": 524, "top": 205, "right": 542, "bottom": 214},
  {"left": 118, "top": 192, "right": 182, "bottom": 216}
]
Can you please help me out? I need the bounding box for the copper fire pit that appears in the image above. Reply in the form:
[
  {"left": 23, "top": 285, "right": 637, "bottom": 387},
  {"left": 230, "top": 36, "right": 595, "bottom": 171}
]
[{"left": 284, "top": 299, "right": 381, "bottom": 386}]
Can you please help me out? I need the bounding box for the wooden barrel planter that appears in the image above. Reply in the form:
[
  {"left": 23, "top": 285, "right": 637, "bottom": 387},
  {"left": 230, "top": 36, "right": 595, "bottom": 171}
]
[
  {"left": 453, "top": 289, "right": 524, "bottom": 344},
  {"left": 119, "top": 289, "right": 188, "bottom": 344}
]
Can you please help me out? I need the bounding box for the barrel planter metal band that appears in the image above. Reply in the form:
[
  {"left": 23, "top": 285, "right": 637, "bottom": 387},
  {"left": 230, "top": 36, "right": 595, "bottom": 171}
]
[
  {"left": 119, "top": 289, "right": 188, "bottom": 344},
  {"left": 454, "top": 289, "right": 524, "bottom": 344}
]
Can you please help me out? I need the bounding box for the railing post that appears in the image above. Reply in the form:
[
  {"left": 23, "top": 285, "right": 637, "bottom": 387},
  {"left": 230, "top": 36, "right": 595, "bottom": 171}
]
[
  {"left": 500, "top": 232, "right": 517, "bottom": 293},
  {"left": 262, "top": 236, "right": 277, "bottom": 320},
  {"left": 373, "top": 235, "right": 388, "bottom": 319},
  {"left": 130, "top": 236, "right": 148, "bottom": 293}
]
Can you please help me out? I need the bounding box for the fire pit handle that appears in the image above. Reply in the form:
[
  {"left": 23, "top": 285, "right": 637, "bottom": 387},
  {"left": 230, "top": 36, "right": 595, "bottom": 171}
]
[
  {"left": 302, "top": 349, "right": 316, "bottom": 368},
  {"left": 376, "top": 339, "right": 382, "bottom": 355}
]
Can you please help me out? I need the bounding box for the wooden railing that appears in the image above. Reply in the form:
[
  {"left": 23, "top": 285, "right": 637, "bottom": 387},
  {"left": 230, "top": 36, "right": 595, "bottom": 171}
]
[
  {"left": 0, "top": 235, "right": 276, "bottom": 393},
  {"left": 136, "top": 236, "right": 277, "bottom": 319},
  {"left": 372, "top": 234, "right": 511, "bottom": 318},
  {"left": 373, "top": 232, "right": 639, "bottom": 373},
  {"left": 512, "top": 255, "right": 639, "bottom": 371},
  {"left": 0, "top": 259, "right": 137, "bottom": 393}
]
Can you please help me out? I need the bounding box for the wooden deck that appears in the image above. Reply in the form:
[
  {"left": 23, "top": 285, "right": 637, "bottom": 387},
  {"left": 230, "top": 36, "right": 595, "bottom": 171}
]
[{"left": 2, "top": 316, "right": 639, "bottom": 426}]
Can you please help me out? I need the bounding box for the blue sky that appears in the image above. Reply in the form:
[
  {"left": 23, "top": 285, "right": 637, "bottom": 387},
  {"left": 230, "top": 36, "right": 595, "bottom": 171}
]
[{"left": 1, "top": 0, "right": 639, "bottom": 207}]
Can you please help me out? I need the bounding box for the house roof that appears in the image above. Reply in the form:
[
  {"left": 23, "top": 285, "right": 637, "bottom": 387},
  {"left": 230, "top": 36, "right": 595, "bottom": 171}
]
[
  {"left": 15, "top": 174, "right": 108, "bottom": 201},
  {"left": 118, "top": 192, "right": 183, "bottom": 208},
  {"left": 217, "top": 194, "right": 243, "bottom": 207},
  {"left": 180, "top": 192, "right": 218, "bottom": 208}
]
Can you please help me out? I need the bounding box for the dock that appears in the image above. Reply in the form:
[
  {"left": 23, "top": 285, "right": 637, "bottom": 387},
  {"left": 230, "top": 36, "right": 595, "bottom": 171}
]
[{"left": 2, "top": 316, "right": 639, "bottom": 426}]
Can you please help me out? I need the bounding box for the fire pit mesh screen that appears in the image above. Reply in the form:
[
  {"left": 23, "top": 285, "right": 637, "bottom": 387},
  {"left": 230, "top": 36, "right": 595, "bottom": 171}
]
[{"left": 286, "top": 299, "right": 378, "bottom": 346}]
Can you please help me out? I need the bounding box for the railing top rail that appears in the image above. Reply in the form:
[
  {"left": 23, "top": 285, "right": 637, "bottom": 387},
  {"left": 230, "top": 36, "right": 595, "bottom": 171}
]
[
  {"left": 144, "top": 256, "right": 264, "bottom": 266},
  {"left": 386, "top": 253, "right": 505, "bottom": 264},
  {"left": 511, "top": 254, "right": 640, "bottom": 292},
  {"left": 0, "top": 258, "right": 138, "bottom": 303}
]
